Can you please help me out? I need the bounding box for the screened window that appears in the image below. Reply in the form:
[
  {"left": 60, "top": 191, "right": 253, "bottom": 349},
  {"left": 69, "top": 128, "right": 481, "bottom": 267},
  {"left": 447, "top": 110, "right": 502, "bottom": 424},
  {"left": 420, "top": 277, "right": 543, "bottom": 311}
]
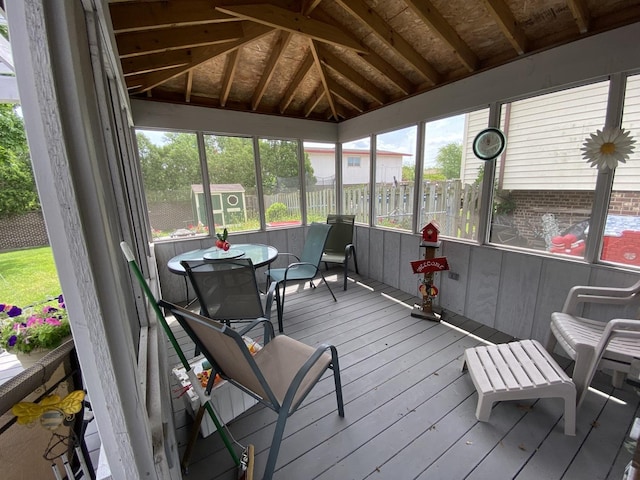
[
  {"left": 342, "top": 138, "right": 370, "bottom": 224},
  {"left": 203, "top": 134, "right": 258, "bottom": 233},
  {"left": 422, "top": 111, "right": 488, "bottom": 239},
  {"left": 374, "top": 126, "right": 417, "bottom": 231},
  {"left": 136, "top": 130, "right": 204, "bottom": 241},
  {"left": 488, "top": 80, "right": 610, "bottom": 256},
  {"left": 259, "top": 138, "right": 302, "bottom": 227},
  {"left": 304, "top": 141, "right": 335, "bottom": 223},
  {"left": 601, "top": 74, "right": 640, "bottom": 268}
]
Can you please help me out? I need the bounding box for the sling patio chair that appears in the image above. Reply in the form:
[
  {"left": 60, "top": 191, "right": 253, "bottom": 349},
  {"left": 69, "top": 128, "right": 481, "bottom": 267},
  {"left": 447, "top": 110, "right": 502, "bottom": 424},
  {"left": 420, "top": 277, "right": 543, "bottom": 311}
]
[
  {"left": 546, "top": 278, "right": 640, "bottom": 407},
  {"left": 322, "top": 214, "right": 359, "bottom": 290},
  {"left": 159, "top": 301, "right": 345, "bottom": 480},
  {"left": 267, "top": 223, "right": 337, "bottom": 331},
  {"left": 181, "top": 257, "right": 282, "bottom": 333}
]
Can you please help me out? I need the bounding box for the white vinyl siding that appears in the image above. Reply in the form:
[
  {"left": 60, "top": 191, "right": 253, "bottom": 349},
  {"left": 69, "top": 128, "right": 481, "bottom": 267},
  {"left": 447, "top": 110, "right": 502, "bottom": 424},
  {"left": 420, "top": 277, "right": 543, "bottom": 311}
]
[{"left": 461, "top": 109, "right": 491, "bottom": 185}]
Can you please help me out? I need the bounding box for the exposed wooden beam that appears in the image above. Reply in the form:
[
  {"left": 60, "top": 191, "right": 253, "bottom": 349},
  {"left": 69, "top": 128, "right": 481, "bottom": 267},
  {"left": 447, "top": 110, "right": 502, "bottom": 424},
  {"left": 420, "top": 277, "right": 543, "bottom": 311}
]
[
  {"left": 121, "top": 49, "right": 192, "bottom": 76},
  {"left": 220, "top": 50, "right": 240, "bottom": 107},
  {"left": 315, "top": 44, "right": 386, "bottom": 105},
  {"left": 404, "top": 0, "right": 478, "bottom": 72},
  {"left": 251, "top": 31, "right": 293, "bottom": 110},
  {"left": 304, "top": 83, "right": 326, "bottom": 117},
  {"left": 185, "top": 70, "right": 193, "bottom": 102},
  {"left": 216, "top": 4, "right": 368, "bottom": 53},
  {"left": 278, "top": 52, "right": 314, "bottom": 113},
  {"left": 116, "top": 22, "right": 245, "bottom": 58},
  {"left": 309, "top": 40, "right": 338, "bottom": 119},
  {"left": 301, "top": 0, "right": 323, "bottom": 16},
  {"left": 481, "top": 0, "right": 528, "bottom": 54},
  {"left": 326, "top": 77, "right": 365, "bottom": 112},
  {"left": 128, "top": 23, "right": 273, "bottom": 92},
  {"left": 567, "top": 0, "right": 590, "bottom": 33},
  {"left": 335, "top": 0, "right": 440, "bottom": 84},
  {"left": 109, "top": 0, "right": 237, "bottom": 32}
]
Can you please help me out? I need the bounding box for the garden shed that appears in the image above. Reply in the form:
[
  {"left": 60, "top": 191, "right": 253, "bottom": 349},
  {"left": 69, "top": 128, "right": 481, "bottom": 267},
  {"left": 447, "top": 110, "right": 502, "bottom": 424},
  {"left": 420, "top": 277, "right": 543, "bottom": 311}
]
[{"left": 191, "top": 183, "right": 247, "bottom": 228}]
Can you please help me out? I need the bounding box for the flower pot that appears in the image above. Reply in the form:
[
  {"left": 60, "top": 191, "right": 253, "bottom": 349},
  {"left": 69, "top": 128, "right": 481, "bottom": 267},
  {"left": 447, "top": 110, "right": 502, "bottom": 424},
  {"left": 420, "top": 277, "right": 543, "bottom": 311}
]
[{"left": 14, "top": 348, "right": 50, "bottom": 369}]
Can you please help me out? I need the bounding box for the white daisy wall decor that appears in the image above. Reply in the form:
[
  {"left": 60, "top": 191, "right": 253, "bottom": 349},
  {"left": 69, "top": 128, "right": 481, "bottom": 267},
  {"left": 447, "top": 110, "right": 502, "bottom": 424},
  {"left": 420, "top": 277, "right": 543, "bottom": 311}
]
[{"left": 581, "top": 126, "right": 636, "bottom": 171}]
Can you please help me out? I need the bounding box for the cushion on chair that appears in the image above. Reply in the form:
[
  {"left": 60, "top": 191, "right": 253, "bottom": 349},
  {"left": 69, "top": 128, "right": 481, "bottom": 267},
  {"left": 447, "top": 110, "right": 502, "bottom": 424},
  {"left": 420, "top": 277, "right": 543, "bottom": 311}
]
[{"left": 253, "top": 335, "right": 332, "bottom": 406}]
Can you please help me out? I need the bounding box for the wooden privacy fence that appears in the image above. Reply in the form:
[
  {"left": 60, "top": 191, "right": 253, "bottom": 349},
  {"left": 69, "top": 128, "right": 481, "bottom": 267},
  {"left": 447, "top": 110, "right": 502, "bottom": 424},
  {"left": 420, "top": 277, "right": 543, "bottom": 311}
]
[{"left": 265, "top": 180, "right": 481, "bottom": 238}]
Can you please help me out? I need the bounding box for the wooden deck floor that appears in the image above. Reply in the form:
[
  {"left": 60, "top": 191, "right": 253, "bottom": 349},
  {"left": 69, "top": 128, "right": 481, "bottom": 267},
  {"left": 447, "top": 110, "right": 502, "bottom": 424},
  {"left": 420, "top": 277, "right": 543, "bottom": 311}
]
[{"left": 167, "top": 268, "right": 640, "bottom": 480}]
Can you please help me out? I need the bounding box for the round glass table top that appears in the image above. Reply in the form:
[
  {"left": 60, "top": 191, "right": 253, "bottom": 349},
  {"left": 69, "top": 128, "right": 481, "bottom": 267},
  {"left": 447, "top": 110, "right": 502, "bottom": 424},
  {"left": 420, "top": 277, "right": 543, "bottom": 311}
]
[{"left": 167, "top": 243, "right": 278, "bottom": 274}]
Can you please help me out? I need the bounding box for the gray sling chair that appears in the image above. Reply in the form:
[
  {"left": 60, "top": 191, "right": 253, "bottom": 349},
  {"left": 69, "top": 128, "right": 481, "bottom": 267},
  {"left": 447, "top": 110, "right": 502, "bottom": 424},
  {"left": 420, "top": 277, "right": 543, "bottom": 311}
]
[
  {"left": 267, "top": 223, "right": 337, "bottom": 331},
  {"left": 159, "top": 301, "right": 345, "bottom": 480},
  {"left": 322, "top": 214, "right": 359, "bottom": 290},
  {"left": 181, "top": 257, "right": 283, "bottom": 333}
]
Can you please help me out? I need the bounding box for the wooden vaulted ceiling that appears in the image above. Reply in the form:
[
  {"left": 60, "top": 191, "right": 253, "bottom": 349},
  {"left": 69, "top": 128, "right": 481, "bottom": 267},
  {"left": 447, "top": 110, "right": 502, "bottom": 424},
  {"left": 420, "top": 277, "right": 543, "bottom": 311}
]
[{"left": 110, "top": 0, "right": 640, "bottom": 123}]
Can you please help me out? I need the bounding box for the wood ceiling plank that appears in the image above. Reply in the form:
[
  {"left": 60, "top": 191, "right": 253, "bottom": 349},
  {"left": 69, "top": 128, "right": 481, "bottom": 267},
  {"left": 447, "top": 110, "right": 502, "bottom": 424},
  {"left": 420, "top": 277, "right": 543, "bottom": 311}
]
[
  {"left": 216, "top": 4, "right": 368, "bottom": 53},
  {"left": 404, "top": 0, "right": 478, "bottom": 72},
  {"left": 310, "top": 40, "right": 338, "bottom": 119},
  {"left": 116, "top": 22, "right": 245, "bottom": 57},
  {"left": 335, "top": 0, "right": 440, "bottom": 85},
  {"left": 567, "top": 0, "right": 590, "bottom": 34},
  {"left": 128, "top": 23, "right": 274, "bottom": 92},
  {"left": 220, "top": 50, "right": 240, "bottom": 107},
  {"left": 304, "top": 83, "right": 326, "bottom": 117},
  {"left": 278, "top": 52, "right": 314, "bottom": 113},
  {"left": 301, "top": 0, "right": 323, "bottom": 16},
  {"left": 315, "top": 44, "right": 386, "bottom": 105},
  {"left": 357, "top": 51, "right": 414, "bottom": 95},
  {"left": 481, "top": 0, "right": 528, "bottom": 55},
  {"left": 251, "top": 31, "right": 293, "bottom": 110},
  {"left": 109, "top": 0, "right": 237, "bottom": 32},
  {"left": 326, "top": 77, "right": 365, "bottom": 112}
]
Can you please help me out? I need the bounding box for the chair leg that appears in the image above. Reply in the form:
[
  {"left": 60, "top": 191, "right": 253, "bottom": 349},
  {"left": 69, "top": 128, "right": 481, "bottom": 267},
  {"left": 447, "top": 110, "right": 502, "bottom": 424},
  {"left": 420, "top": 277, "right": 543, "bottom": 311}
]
[
  {"left": 263, "top": 409, "right": 289, "bottom": 480},
  {"left": 319, "top": 272, "right": 337, "bottom": 302},
  {"left": 573, "top": 344, "right": 597, "bottom": 408},
  {"left": 351, "top": 246, "right": 359, "bottom": 274},
  {"left": 343, "top": 260, "right": 348, "bottom": 291},
  {"left": 279, "top": 281, "right": 287, "bottom": 331},
  {"left": 330, "top": 346, "right": 345, "bottom": 417},
  {"left": 276, "top": 287, "right": 283, "bottom": 333}
]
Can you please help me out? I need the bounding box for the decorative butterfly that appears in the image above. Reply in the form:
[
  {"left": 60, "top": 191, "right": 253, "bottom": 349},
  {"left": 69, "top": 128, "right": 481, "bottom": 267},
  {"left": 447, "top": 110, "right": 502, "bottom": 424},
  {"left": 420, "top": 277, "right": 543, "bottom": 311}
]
[{"left": 12, "top": 390, "right": 85, "bottom": 430}]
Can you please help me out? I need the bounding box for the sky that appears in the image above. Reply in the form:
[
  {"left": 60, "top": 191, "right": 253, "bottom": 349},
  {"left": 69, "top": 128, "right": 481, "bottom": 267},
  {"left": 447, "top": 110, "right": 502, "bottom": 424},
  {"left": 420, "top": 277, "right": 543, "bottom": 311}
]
[{"left": 137, "top": 113, "right": 466, "bottom": 168}]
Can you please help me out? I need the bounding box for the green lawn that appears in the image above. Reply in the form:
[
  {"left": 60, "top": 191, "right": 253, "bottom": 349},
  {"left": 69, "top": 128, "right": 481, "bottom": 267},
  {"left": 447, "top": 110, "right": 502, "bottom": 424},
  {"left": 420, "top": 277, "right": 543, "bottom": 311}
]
[{"left": 0, "top": 246, "right": 62, "bottom": 307}]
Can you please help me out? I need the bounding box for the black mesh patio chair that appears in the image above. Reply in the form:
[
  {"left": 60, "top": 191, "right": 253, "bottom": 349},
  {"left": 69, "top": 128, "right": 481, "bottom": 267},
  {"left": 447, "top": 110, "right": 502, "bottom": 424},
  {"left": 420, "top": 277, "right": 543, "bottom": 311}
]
[
  {"left": 181, "top": 257, "right": 282, "bottom": 332},
  {"left": 322, "top": 214, "right": 359, "bottom": 290}
]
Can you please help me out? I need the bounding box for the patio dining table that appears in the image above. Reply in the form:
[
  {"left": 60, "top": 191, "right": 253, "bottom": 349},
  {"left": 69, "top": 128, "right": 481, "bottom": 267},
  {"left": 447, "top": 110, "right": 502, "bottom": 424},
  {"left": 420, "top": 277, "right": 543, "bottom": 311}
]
[{"left": 167, "top": 243, "right": 279, "bottom": 275}]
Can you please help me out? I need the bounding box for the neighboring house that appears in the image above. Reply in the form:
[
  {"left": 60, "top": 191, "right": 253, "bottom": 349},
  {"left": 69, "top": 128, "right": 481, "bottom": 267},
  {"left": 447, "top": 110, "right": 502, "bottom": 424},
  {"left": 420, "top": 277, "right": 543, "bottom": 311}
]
[{"left": 304, "top": 147, "right": 408, "bottom": 185}]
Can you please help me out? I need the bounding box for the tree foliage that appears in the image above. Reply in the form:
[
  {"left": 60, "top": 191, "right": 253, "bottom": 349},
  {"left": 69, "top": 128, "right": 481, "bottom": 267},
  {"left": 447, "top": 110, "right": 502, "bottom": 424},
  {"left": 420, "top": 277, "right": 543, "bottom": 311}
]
[
  {"left": 0, "top": 104, "right": 39, "bottom": 218},
  {"left": 137, "top": 132, "right": 315, "bottom": 196},
  {"left": 435, "top": 142, "right": 462, "bottom": 179}
]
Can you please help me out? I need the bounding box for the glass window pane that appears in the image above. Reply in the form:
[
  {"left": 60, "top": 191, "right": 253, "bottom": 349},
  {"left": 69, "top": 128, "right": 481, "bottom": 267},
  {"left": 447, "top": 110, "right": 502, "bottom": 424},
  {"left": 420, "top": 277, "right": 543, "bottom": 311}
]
[
  {"left": 259, "top": 139, "right": 302, "bottom": 227},
  {"left": 136, "top": 130, "right": 204, "bottom": 241},
  {"left": 304, "top": 141, "right": 336, "bottom": 222},
  {"left": 374, "top": 126, "right": 417, "bottom": 231},
  {"left": 488, "top": 80, "right": 609, "bottom": 255},
  {"left": 602, "top": 74, "right": 640, "bottom": 267},
  {"left": 424, "top": 111, "right": 488, "bottom": 239},
  {"left": 203, "top": 134, "right": 258, "bottom": 233},
  {"left": 342, "top": 137, "right": 370, "bottom": 224}
]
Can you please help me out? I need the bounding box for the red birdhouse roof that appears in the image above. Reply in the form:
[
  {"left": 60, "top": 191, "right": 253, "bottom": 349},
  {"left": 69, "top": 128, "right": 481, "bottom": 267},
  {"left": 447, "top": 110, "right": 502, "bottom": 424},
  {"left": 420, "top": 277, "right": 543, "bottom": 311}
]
[{"left": 422, "top": 221, "right": 440, "bottom": 233}]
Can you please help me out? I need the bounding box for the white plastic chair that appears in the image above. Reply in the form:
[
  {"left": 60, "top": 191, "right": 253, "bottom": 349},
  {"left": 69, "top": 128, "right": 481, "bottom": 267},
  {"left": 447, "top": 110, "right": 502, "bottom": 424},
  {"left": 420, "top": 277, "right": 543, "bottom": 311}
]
[{"left": 546, "top": 279, "right": 640, "bottom": 407}]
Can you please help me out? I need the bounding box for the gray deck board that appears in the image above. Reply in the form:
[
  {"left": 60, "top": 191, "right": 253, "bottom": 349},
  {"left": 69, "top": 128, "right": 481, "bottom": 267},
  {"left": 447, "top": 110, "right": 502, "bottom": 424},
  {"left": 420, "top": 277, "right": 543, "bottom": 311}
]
[{"left": 163, "top": 266, "right": 639, "bottom": 480}]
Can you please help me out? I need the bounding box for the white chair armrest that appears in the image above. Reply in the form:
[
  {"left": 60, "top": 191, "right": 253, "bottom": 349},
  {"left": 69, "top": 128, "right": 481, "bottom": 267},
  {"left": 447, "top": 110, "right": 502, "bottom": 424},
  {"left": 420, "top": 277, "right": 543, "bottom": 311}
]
[{"left": 562, "top": 279, "right": 640, "bottom": 314}]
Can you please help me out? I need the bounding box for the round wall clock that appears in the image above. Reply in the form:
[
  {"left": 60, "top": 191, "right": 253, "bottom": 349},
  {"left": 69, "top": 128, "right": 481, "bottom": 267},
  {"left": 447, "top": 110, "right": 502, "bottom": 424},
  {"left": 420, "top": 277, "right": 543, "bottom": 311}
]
[{"left": 472, "top": 127, "right": 506, "bottom": 160}]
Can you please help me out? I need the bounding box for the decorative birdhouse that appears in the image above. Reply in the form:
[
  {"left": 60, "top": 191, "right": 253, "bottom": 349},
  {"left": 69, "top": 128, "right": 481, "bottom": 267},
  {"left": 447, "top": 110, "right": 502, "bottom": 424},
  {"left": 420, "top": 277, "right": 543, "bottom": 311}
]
[{"left": 421, "top": 221, "right": 440, "bottom": 245}]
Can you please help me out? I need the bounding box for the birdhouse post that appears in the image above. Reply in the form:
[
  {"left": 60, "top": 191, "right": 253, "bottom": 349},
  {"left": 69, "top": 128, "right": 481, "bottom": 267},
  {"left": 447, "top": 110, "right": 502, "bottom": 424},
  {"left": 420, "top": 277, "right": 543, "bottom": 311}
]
[{"left": 410, "top": 221, "right": 449, "bottom": 321}]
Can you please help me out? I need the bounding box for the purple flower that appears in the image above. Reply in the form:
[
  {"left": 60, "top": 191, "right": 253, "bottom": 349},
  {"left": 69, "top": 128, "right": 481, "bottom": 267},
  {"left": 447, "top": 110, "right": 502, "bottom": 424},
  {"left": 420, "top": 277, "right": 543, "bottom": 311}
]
[
  {"left": 7, "top": 306, "right": 22, "bottom": 317},
  {"left": 44, "top": 318, "right": 61, "bottom": 326},
  {"left": 7, "top": 335, "right": 17, "bottom": 347}
]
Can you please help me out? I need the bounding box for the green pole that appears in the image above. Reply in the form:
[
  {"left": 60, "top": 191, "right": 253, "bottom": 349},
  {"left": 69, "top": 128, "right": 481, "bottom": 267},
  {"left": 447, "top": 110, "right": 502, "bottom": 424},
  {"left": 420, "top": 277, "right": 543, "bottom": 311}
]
[{"left": 120, "top": 242, "right": 240, "bottom": 466}]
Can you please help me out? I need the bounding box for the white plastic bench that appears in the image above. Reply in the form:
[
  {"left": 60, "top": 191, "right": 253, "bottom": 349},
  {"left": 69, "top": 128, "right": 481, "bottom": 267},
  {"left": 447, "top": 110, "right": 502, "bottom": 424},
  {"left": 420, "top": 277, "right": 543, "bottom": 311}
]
[{"left": 462, "top": 339, "right": 576, "bottom": 435}]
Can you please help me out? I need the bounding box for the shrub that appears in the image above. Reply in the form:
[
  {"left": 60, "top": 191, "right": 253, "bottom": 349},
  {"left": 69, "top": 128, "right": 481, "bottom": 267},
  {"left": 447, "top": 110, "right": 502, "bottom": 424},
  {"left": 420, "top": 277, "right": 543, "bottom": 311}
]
[{"left": 266, "top": 202, "right": 288, "bottom": 223}]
